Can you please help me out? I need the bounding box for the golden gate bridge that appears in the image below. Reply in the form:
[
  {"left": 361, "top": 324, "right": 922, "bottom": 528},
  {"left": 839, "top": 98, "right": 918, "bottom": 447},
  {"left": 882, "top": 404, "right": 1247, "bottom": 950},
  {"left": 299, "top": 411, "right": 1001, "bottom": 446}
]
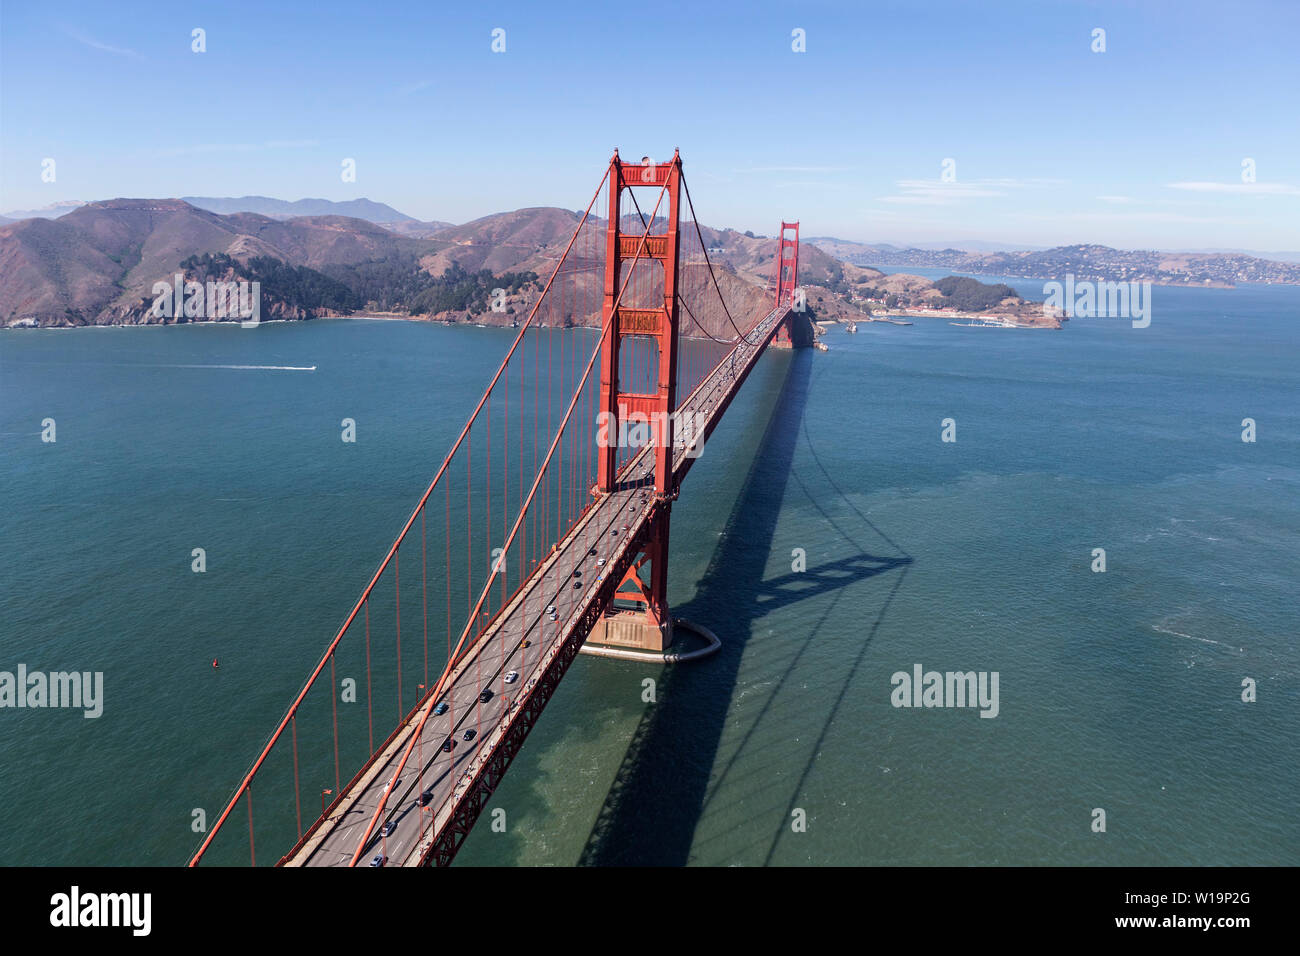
[{"left": 188, "top": 150, "right": 803, "bottom": 867}]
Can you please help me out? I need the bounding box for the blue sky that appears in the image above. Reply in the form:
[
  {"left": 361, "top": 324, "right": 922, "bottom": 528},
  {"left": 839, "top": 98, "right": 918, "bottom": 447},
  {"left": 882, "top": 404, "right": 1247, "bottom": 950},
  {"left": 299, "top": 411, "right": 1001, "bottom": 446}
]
[{"left": 2, "top": 0, "right": 1298, "bottom": 250}]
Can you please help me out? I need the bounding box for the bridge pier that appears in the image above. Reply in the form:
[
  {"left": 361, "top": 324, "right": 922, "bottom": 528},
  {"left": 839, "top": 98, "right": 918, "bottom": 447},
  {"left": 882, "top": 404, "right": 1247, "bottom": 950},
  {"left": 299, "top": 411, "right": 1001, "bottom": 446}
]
[
  {"left": 588, "top": 500, "right": 675, "bottom": 651},
  {"left": 588, "top": 611, "right": 674, "bottom": 652},
  {"left": 770, "top": 310, "right": 813, "bottom": 349},
  {"left": 772, "top": 319, "right": 794, "bottom": 349}
]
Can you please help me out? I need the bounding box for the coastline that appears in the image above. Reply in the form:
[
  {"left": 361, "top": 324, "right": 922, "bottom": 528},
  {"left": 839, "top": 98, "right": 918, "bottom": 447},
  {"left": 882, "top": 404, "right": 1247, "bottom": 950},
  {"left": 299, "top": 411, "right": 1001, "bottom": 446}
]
[
  {"left": 860, "top": 308, "right": 1063, "bottom": 329},
  {"left": 1, "top": 314, "right": 752, "bottom": 343}
]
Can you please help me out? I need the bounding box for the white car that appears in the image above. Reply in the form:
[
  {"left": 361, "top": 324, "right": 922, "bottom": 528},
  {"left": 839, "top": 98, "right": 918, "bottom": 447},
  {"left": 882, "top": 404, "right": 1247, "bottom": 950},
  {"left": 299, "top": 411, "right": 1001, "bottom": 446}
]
[{"left": 504, "top": 671, "right": 519, "bottom": 684}]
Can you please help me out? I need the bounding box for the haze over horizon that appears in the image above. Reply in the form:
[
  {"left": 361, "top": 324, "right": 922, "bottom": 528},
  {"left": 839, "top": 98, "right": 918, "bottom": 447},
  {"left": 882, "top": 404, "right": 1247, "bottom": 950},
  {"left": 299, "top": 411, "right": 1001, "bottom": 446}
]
[
  {"left": 2, "top": 0, "right": 1297, "bottom": 250},
  {"left": 9, "top": 196, "right": 1300, "bottom": 261}
]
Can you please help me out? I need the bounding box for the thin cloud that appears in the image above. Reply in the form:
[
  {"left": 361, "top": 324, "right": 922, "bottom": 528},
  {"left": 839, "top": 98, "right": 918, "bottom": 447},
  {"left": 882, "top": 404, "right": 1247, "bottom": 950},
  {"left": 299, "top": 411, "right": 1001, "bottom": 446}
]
[
  {"left": 1096, "top": 195, "right": 1201, "bottom": 208},
  {"left": 1168, "top": 181, "right": 1300, "bottom": 196},
  {"left": 878, "top": 177, "right": 1065, "bottom": 206},
  {"left": 687, "top": 169, "right": 733, "bottom": 184},
  {"left": 63, "top": 27, "right": 138, "bottom": 58},
  {"left": 879, "top": 180, "right": 1007, "bottom": 205},
  {"left": 397, "top": 79, "right": 436, "bottom": 95},
  {"left": 738, "top": 165, "right": 850, "bottom": 174},
  {"left": 976, "top": 177, "right": 1067, "bottom": 188}
]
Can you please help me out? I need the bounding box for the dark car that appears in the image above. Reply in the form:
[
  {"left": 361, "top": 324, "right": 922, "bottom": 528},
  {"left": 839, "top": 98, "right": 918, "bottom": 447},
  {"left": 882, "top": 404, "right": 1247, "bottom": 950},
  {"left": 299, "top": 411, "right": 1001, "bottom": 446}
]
[
  {"left": 478, "top": 689, "right": 492, "bottom": 703},
  {"left": 463, "top": 729, "right": 477, "bottom": 742},
  {"left": 370, "top": 855, "right": 387, "bottom": 867},
  {"left": 441, "top": 738, "right": 455, "bottom": 753},
  {"left": 420, "top": 789, "right": 433, "bottom": 806}
]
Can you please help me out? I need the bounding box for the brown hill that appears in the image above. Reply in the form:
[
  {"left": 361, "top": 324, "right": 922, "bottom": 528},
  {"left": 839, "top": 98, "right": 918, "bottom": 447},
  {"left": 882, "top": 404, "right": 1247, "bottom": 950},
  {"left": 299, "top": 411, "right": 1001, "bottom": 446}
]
[
  {"left": 216, "top": 212, "right": 420, "bottom": 268},
  {"left": 416, "top": 207, "right": 588, "bottom": 276},
  {"left": 0, "top": 216, "right": 125, "bottom": 323},
  {"left": 379, "top": 219, "right": 455, "bottom": 238},
  {"left": 0, "top": 199, "right": 434, "bottom": 326},
  {"left": 867, "top": 272, "right": 945, "bottom": 301}
]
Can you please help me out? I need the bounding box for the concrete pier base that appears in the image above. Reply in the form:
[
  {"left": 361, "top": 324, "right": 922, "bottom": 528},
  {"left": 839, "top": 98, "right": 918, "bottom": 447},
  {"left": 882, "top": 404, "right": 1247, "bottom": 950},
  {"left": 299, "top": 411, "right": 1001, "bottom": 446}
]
[
  {"left": 586, "top": 609, "right": 674, "bottom": 651},
  {"left": 580, "top": 618, "right": 720, "bottom": 663}
]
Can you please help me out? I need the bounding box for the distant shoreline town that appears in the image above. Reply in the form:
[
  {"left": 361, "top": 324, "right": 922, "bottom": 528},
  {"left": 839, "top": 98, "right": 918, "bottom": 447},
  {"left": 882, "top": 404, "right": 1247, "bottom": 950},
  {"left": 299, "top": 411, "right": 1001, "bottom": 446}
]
[{"left": 810, "top": 238, "right": 1300, "bottom": 289}]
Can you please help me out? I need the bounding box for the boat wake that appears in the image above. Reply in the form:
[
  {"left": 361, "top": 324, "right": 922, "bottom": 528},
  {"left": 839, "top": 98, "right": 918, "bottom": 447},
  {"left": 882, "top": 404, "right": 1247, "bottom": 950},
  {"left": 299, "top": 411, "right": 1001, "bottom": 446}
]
[
  {"left": 1152, "top": 622, "right": 1241, "bottom": 651},
  {"left": 164, "top": 364, "right": 316, "bottom": 371}
]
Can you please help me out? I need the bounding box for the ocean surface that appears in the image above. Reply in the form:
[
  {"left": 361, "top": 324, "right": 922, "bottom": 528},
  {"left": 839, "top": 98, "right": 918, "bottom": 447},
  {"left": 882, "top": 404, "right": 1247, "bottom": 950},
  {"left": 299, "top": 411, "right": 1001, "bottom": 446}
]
[{"left": 1, "top": 281, "right": 1297, "bottom": 866}]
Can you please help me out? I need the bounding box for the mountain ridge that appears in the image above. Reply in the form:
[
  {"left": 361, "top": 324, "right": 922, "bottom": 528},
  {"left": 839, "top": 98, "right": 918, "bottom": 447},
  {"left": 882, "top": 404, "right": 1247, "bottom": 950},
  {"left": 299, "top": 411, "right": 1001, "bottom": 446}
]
[
  {"left": 1, "top": 196, "right": 450, "bottom": 230},
  {"left": 180, "top": 195, "right": 421, "bottom": 224}
]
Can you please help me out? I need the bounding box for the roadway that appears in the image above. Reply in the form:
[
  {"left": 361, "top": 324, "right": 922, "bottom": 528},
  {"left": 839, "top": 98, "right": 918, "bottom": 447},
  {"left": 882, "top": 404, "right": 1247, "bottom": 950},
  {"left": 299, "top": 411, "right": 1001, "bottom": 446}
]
[{"left": 283, "top": 305, "right": 787, "bottom": 866}]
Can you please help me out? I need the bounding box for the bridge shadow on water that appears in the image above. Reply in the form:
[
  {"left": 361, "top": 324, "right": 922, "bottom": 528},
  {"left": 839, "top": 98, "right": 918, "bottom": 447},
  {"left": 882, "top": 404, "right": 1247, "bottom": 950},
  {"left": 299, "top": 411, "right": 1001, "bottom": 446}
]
[{"left": 578, "top": 348, "right": 913, "bottom": 866}]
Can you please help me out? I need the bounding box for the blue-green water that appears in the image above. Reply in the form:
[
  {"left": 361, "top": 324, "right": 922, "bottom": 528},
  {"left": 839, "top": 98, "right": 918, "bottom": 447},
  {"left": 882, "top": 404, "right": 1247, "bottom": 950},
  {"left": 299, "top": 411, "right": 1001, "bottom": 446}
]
[{"left": 1, "top": 284, "right": 1297, "bottom": 866}]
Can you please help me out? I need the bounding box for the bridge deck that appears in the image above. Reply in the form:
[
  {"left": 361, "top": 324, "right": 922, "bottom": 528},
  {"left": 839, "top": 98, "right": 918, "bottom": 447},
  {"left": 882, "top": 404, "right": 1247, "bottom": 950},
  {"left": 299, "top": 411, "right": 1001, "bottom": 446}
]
[{"left": 283, "top": 306, "right": 788, "bottom": 866}]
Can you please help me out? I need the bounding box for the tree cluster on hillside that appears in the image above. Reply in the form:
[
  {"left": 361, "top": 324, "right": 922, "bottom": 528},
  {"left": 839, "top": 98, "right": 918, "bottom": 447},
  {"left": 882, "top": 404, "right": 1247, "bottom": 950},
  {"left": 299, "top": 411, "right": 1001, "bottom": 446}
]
[
  {"left": 406, "top": 264, "right": 538, "bottom": 316},
  {"left": 321, "top": 255, "right": 538, "bottom": 316},
  {"left": 180, "top": 252, "right": 357, "bottom": 314},
  {"left": 933, "top": 276, "right": 1021, "bottom": 311},
  {"left": 819, "top": 261, "right": 849, "bottom": 294},
  {"left": 322, "top": 252, "right": 431, "bottom": 312}
]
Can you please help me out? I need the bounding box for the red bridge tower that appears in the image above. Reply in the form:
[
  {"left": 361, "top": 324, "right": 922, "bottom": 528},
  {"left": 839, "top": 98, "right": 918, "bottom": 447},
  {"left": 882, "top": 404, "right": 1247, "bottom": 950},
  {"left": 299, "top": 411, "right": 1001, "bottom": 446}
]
[
  {"left": 771, "top": 220, "right": 802, "bottom": 348},
  {"left": 590, "top": 149, "right": 682, "bottom": 651}
]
